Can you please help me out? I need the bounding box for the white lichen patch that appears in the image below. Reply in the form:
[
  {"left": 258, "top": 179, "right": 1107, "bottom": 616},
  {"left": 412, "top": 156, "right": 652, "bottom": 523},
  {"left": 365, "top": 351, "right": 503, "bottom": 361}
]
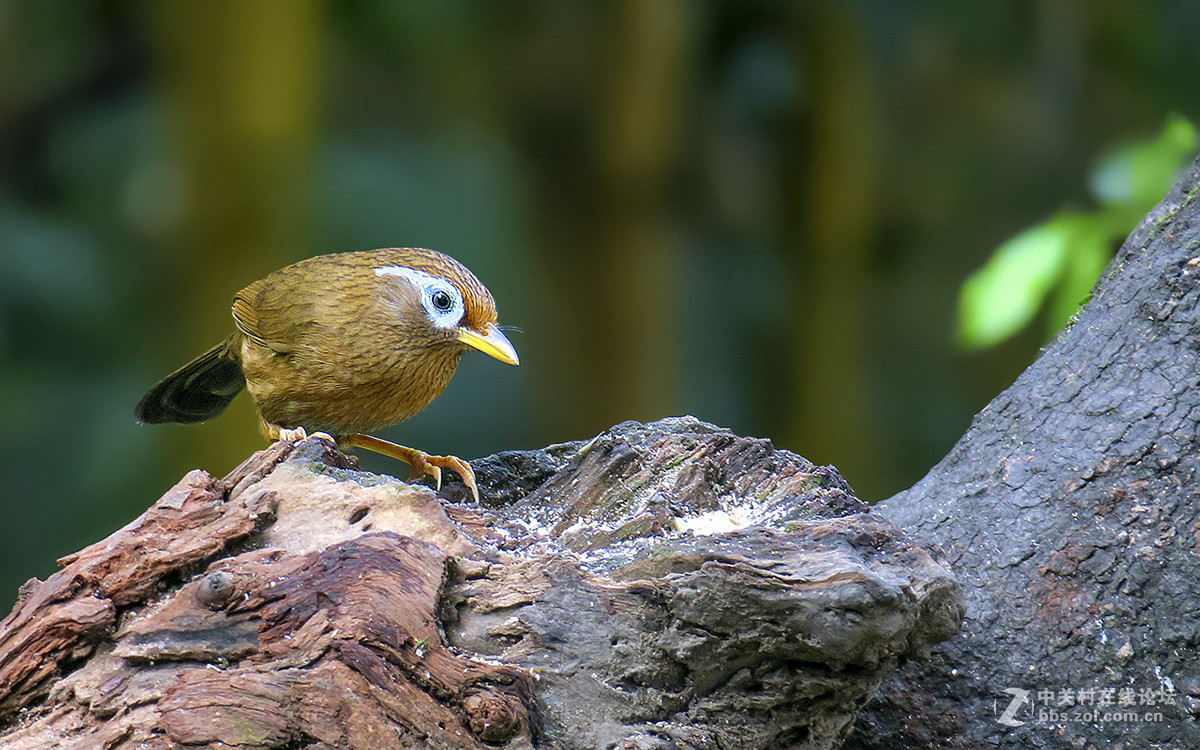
[{"left": 671, "top": 495, "right": 794, "bottom": 536}]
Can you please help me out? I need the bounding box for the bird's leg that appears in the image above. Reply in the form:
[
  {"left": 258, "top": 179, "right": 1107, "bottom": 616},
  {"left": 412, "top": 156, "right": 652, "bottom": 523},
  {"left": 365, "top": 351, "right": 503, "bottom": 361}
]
[{"left": 341, "top": 433, "right": 479, "bottom": 503}]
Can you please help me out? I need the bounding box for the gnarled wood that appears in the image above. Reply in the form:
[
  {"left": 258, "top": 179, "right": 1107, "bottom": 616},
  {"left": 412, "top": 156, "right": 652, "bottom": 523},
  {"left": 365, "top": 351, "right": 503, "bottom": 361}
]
[{"left": 0, "top": 419, "right": 958, "bottom": 749}]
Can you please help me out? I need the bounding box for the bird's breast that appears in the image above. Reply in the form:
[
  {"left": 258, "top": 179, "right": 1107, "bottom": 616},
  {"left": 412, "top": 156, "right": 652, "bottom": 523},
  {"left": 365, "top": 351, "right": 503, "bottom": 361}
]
[{"left": 242, "top": 333, "right": 464, "bottom": 435}]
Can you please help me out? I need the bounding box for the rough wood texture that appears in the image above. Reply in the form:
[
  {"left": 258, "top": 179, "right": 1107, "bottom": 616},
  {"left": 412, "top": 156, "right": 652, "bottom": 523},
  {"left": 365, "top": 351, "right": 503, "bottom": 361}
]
[
  {"left": 0, "top": 418, "right": 958, "bottom": 749},
  {"left": 448, "top": 420, "right": 961, "bottom": 748},
  {"left": 847, "top": 157, "right": 1200, "bottom": 748}
]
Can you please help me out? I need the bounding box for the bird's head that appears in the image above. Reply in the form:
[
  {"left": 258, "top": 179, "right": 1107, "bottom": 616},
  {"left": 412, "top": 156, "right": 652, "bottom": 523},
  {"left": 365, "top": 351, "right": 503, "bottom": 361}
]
[{"left": 373, "top": 249, "right": 519, "bottom": 367}]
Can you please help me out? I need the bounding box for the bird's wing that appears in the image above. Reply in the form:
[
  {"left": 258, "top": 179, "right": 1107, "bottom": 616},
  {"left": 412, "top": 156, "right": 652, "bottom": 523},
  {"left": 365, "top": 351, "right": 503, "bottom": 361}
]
[{"left": 232, "top": 281, "right": 298, "bottom": 355}]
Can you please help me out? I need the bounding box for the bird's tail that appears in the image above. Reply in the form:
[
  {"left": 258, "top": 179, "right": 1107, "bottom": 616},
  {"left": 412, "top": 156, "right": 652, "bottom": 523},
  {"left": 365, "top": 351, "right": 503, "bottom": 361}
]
[{"left": 134, "top": 336, "right": 245, "bottom": 424}]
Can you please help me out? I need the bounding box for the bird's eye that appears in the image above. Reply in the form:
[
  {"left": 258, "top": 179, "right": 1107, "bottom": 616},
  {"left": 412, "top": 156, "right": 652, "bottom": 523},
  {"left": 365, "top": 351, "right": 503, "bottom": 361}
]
[{"left": 431, "top": 289, "right": 455, "bottom": 312}]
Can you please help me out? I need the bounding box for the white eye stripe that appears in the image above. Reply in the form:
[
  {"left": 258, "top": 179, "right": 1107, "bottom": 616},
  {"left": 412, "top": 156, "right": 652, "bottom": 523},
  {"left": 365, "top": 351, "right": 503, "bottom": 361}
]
[
  {"left": 375, "top": 265, "right": 443, "bottom": 287},
  {"left": 375, "top": 265, "right": 464, "bottom": 329}
]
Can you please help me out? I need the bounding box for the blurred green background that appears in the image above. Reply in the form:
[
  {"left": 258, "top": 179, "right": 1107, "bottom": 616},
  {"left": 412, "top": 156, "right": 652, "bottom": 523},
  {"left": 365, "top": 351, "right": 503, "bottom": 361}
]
[{"left": 2, "top": 0, "right": 1199, "bottom": 605}]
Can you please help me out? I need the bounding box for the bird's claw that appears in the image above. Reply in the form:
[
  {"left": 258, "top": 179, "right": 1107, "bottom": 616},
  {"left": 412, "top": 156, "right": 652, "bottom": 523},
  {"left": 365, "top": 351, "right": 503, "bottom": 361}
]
[
  {"left": 406, "top": 454, "right": 442, "bottom": 489},
  {"left": 267, "top": 425, "right": 335, "bottom": 446},
  {"left": 274, "top": 425, "right": 308, "bottom": 442},
  {"left": 408, "top": 452, "right": 477, "bottom": 502}
]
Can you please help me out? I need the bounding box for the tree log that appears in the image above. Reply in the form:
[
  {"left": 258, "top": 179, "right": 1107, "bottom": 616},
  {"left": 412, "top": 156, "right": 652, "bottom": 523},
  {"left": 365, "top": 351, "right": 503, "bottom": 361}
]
[
  {"left": 0, "top": 418, "right": 959, "bottom": 749},
  {"left": 847, "top": 156, "right": 1200, "bottom": 748}
]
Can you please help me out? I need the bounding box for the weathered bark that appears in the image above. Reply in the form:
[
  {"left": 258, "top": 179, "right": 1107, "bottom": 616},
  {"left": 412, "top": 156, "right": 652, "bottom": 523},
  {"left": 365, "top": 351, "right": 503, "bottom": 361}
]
[
  {"left": 847, "top": 157, "right": 1200, "bottom": 748},
  {"left": 0, "top": 418, "right": 959, "bottom": 749}
]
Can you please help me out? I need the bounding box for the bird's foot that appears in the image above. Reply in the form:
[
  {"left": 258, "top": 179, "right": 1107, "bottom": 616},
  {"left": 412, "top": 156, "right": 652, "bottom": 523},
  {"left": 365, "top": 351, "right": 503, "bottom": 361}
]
[
  {"left": 262, "top": 423, "right": 336, "bottom": 447},
  {"left": 274, "top": 425, "right": 308, "bottom": 442},
  {"left": 342, "top": 433, "right": 479, "bottom": 503}
]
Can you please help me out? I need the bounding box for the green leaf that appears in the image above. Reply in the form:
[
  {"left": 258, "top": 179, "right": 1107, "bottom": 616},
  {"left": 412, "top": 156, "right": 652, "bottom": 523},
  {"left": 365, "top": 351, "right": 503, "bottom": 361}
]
[
  {"left": 957, "top": 215, "right": 1077, "bottom": 349},
  {"left": 960, "top": 114, "right": 1197, "bottom": 350},
  {"left": 1090, "top": 112, "right": 1197, "bottom": 213},
  {"left": 1046, "top": 214, "right": 1110, "bottom": 335}
]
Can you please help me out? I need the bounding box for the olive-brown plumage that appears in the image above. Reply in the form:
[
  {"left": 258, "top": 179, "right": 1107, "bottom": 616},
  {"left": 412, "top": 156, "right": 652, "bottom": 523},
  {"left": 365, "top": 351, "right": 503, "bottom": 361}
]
[{"left": 135, "top": 248, "right": 519, "bottom": 499}]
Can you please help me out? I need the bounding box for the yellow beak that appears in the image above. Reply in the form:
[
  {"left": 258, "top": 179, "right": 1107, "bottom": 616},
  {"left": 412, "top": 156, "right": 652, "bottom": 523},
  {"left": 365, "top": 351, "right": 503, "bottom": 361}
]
[{"left": 458, "top": 322, "right": 519, "bottom": 366}]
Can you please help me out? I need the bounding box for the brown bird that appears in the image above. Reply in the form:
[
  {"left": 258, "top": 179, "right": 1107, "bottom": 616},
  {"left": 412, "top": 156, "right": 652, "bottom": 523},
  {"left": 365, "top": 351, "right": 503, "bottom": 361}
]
[{"left": 135, "top": 248, "right": 519, "bottom": 501}]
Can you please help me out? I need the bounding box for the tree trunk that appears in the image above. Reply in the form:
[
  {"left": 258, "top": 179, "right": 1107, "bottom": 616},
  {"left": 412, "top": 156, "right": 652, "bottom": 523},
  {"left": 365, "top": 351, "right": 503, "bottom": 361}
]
[
  {"left": 0, "top": 419, "right": 959, "bottom": 749},
  {"left": 847, "top": 156, "right": 1200, "bottom": 748}
]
